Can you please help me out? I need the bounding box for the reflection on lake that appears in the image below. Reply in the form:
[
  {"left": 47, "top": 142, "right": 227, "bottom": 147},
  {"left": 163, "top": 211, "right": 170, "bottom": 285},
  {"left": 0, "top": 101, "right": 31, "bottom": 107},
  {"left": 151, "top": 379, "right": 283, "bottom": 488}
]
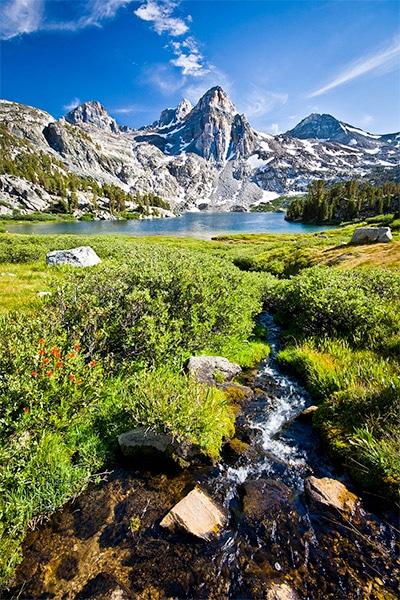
[{"left": 5, "top": 212, "right": 335, "bottom": 239}]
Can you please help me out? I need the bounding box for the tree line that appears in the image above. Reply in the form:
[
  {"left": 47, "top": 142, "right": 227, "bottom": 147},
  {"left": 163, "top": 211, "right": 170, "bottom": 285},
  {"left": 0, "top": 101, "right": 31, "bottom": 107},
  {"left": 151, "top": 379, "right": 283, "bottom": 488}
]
[{"left": 286, "top": 178, "right": 400, "bottom": 224}]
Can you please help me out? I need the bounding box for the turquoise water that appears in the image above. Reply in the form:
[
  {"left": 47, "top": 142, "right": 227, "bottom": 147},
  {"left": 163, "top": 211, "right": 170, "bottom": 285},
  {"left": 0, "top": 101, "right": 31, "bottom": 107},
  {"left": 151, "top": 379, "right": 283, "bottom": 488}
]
[{"left": 6, "top": 212, "right": 335, "bottom": 239}]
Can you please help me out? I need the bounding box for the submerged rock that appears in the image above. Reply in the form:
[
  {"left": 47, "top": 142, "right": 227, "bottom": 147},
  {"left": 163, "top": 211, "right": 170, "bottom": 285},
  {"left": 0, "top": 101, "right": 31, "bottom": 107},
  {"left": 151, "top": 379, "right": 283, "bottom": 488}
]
[
  {"left": 266, "top": 582, "right": 300, "bottom": 600},
  {"left": 46, "top": 246, "right": 102, "bottom": 267},
  {"left": 304, "top": 476, "right": 359, "bottom": 515},
  {"left": 351, "top": 226, "right": 392, "bottom": 244},
  {"left": 186, "top": 355, "right": 241, "bottom": 386},
  {"left": 160, "top": 486, "right": 228, "bottom": 540}
]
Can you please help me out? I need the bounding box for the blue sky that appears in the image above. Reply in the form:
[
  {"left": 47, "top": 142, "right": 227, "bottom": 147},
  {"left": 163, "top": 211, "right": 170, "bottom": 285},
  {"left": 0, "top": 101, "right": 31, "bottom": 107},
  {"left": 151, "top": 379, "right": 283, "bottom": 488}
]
[{"left": 1, "top": 1, "right": 399, "bottom": 135}]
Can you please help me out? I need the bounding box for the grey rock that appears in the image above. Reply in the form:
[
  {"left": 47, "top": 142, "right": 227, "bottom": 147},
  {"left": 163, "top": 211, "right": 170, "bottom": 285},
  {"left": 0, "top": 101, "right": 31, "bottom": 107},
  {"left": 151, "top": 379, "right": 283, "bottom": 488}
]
[
  {"left": 351, "top": 226, "right": 392, "bottom": 244},
  {"left": 265, "top": 583, "right": 300, "bottom": 600},
  {"left": 118, "top": 426, "right": 199, "bottom": 466},
  {"left": 160, "top": 486, "right": 228, "bottom": 540},
  {"left": 64, "top": 100, "right": 119, "bottom": 134},
  {"left": 186, "top": 355, "right": 241, "bottom": 385},
  {"left": 46, "top": 246, "right": 102, "bottom": 267}
]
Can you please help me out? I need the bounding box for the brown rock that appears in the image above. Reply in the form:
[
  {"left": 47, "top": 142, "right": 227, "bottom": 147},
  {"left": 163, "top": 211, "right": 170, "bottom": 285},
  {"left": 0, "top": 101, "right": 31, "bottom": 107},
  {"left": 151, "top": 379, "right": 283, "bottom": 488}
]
[
  {"left": 160, "top": 486, "right": 227, "bottom": 540},
  {"left": 304, "top": 476, "right": 359, "bottom": 515}
]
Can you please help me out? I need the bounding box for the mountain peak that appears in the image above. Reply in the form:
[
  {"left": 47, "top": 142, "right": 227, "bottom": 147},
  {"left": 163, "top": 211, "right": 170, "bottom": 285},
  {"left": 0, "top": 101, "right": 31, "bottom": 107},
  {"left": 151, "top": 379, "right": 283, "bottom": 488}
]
[
  {"left": 64, "top": 101, "right": 119, "bottom": 134},
  {"left": 197, "top": 86, "right": 236, "bottom": 115}
]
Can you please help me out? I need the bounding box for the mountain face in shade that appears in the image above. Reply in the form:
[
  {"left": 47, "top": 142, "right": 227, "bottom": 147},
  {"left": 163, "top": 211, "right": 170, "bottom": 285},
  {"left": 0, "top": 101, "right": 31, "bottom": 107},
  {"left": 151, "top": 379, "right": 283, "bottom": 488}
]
[
  {"left": 0, "top": 89, "right": 398, "bottom": 217},
  {"left": 64, "top": 101, "right": 120, "bottom": 134}
]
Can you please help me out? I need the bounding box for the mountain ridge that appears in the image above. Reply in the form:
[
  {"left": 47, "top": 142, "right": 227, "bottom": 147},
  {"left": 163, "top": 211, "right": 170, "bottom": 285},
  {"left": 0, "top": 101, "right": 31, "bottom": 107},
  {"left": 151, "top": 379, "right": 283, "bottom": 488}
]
[{"left": 0, "top": 89, "right": 399, "bottom": 218}]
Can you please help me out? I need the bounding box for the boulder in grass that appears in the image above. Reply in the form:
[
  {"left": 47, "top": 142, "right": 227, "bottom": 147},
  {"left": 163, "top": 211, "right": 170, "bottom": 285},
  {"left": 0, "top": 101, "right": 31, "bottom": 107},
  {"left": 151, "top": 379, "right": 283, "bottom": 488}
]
[
  {"left": 46, "top": 246, "right": 102, "bottom": 267},
  {"left": 186, "top": 355, "right": 241, "bottom": 386},
  {"left": 351, "top": 227, "right": 392, "bottom": 244},
  {"left": 160, "top": 486, "right": 228, "bottom": 540}
]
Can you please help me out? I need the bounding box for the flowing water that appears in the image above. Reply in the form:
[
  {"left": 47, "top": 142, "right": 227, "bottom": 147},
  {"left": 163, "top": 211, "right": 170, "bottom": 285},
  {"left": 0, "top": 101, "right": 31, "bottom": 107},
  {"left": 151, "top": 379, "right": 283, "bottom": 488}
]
[{"left": 5, "top": 314, "right": 399, "bottom": 599}]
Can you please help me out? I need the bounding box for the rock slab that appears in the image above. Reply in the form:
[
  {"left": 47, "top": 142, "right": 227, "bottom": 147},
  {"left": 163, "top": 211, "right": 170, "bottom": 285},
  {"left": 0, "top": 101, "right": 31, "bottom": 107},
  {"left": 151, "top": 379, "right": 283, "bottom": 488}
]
[
  {"left": 160, "top": 487, "right": 227, "bottom": 540},
  {"left": 304, "top": 476, "right": 359, "bottom": 515},
  {"left": 46, "top": 246, "right": 102, "bottom": 267},
  {"left": 186, "top": 355, "right": 241, "bottom": 386},
  {"left": 351, "top": 227, "right": 392, "bottom": 244}
]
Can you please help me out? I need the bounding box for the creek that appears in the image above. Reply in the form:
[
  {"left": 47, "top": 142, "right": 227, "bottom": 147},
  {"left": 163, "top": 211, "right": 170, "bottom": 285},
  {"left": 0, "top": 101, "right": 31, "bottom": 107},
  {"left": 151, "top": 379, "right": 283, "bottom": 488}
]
[{"left": 6, "top": 314, "right": 399, "bottom": 599}]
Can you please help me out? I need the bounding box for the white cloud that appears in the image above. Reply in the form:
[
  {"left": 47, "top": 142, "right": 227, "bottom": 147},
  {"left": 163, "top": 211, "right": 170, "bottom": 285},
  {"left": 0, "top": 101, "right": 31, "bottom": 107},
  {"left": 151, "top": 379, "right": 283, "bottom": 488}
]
[
  {"left": 269, "top": 123, "right": 280, "bottom": 135},
  {"left": 171, "top": 52, "right": 206, "bottom": 76},
  {"left": 0, "top": 0, "right": 44, "bottom": 40},
  {"left": 63, "top": 97, "right": 81, "bottom": 112},
  {"left": 134, "top": 1, "right": 188, "bottom": 36},
  {"left": 309, "top": 38, "right": 400, "bottom": 97},
  {"left": 0, "top": 0, "right": 133, "bottom": 40},
  {"left": 241, "top": 89, "right": 288, "bottom": 118}
]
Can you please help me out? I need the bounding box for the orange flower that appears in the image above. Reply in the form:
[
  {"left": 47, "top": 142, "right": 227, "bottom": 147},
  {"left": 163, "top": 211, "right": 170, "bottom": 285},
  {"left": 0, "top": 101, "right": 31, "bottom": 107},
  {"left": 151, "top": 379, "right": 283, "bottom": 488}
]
[
  {"left": 90, "top": 360, "right": 96, "bottom": 367},
  {"left": 46, "top": 370, "right": 54, "bottom": 377},
  {"left": 76, "top": 379, "right": 82, "bottom": 385},
  {"left": 69, "top": 374, "right": 75, "bottom": 380},
  {"left": 23, "top": 407, "right": 29, "bottom": 413},
  {"left": 31, "top": 371, "right": 38, "bottom": 378},
  {"left": 51, "top": 348, "right": 61, "bottom": 358},
  {"left": 74, "top": 344, "right": 81, "bottom": 352},
  {"left": 39, "top": 349, "right": 46, "bottom": 356},
  {"left": 56, "top": 361, "right": 63, "bottom": 368},
  {"left": 43, "top": 357, "right": 50, "bottom": 364},
  {"left": 69, "top": 352, "right": 76, "bottom": 359},
  {"left": 39, "top": 338, "right": 45, "bottom": 345}
]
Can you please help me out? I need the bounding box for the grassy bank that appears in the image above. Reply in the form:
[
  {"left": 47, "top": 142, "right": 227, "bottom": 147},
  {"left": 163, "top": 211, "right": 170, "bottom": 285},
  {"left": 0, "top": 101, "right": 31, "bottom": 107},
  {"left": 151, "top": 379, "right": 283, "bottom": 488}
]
[{"left": 0, "top": 226, "right": 399, "bottom": 584}]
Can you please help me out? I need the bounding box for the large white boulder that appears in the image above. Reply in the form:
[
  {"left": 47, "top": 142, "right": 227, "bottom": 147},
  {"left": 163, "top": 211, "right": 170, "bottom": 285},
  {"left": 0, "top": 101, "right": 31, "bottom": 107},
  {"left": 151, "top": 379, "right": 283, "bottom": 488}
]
[
  {"left": 46, "top": 246, "right": 102, "bottom": 267},
  {"left": 186, "top": 355, "right": 241, "bottom": 386},
  {"left": 351, "top": 227, "right": 392, "bottom": 244}
]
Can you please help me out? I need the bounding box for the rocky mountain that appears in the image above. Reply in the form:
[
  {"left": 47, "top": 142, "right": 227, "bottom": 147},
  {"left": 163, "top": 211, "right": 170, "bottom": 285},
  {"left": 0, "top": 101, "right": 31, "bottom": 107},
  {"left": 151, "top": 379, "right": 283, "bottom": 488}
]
[
  {"left": 285, "top": 113, "right": 400, "bottom": 149},
  {"left": 0, "top": 88, "right": 399, "bottom": 217}
]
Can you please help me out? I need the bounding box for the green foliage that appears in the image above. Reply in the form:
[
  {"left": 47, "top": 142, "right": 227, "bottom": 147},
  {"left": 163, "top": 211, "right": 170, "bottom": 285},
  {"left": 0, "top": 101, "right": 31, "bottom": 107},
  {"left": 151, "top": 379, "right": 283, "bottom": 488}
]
[
  {"left": 268, "top": 266, "right": 400, "bottom": 354},
  {"left": 50, "top": 246, "right": 264, "bottom": 367},
  {"left": 286, "top": 178, "right": 400, "bottom": 224}
]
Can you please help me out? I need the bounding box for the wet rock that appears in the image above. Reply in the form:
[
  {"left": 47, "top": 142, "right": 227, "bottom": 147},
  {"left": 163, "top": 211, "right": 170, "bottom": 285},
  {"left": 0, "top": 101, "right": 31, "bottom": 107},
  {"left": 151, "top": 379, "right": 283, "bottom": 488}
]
[
  {"left": 266, "top": 582, "right": 300, "bottom": 600},
  {"left": 297, "top": 405, "right": 318, "bottom": 421},
  {"left": 304, "top": 476, "right": 359, "bottom": 515},
  {"left": 46, "top": 246, "right": 102, "bottom": 267},
  {"left": 351, "top": 226, "right": 392, "bottom": 244},
  {"left": 242, "top": 479, "right": 291, "bottom": 522},
  {"left": 160, "top": 486, "right": 228, "bottom": 540},
  {"left": 75, "top": 572, "right": 130, "bottom": 599},
  {"left": 118, "top": 426, "right": 198, "bottom": 468},
  {"left": 186, "top": 355, "right": 241, "bottom": 386}
]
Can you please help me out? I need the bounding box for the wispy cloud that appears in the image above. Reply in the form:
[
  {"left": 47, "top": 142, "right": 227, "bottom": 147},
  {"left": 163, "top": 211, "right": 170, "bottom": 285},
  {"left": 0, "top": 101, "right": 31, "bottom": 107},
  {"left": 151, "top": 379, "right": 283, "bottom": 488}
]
[
  {"left": 0, "top": 0, "right": 133, "bottom": 40},
  {"left": 63, "top": 97, "right": 81, "bottom": 112},
  {"left": 0, "top": 0, "right": 44, "bottom": 40},
  {"left": 135, "top": 1, "right": 217, "bottom": 83},
  {"left": 309, "top": 38, "right": 400, "bottom": 97},
  {"left": 134, "top": 0, "right": 188, "bottom": 36},
  {"left": 241, "top": 88, "right": 288, "bottom": 119}
]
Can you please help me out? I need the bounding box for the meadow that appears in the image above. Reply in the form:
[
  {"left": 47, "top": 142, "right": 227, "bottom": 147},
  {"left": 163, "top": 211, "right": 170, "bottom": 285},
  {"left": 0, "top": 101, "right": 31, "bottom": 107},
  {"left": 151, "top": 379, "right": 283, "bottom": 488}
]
[{"left": 0, "top": 224, "right": 399, "bottom": 585}]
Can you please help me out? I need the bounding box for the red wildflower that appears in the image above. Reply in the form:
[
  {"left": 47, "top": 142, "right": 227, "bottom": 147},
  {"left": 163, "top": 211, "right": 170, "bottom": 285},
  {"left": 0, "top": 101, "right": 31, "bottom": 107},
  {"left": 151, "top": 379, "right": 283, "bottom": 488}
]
[
  {"left": 56, "top": 361, "right": 63, "bottom": 368},
  {"left": 39, "top": 338, "right": 45, "bottom": 345},
  {"left": 23, "top": 407, "right": 29, "bottom": 413},
  {"left": 90, "top": 360, "right": 96, "bottom": 367},
  {"left": 46, "top": 370, "right": 54, "bottom": 377},
  {"left": 43, "top": 357, "right": 50, "bottom": 364},
  {"left": 69, "top": 352, "right": 76, "bottom": 359},
  {"left": 51, "top": 348, "right": 61, "bottom": 358},
  {"left": 76, "top": 379, "right": 82, "bottom": 385},
  {"left": 39, "top": 349, "right": 46, "bottom": 356},
  {"left": 69, "top": 374, "right": 75, "bottom": 380},
  {"left": 74, "top": 344, "right": 81, "bottom": 352},
  {"left": 31, "top": 371, "right": 38, "bottom": 378}
]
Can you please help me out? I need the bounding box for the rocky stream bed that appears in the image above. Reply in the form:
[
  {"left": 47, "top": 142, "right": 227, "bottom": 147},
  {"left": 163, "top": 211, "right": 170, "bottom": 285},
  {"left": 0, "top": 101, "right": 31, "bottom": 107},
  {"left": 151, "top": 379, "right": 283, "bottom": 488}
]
[{"left": 4, "top": 314, "right": 399, "bottom": 599}]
